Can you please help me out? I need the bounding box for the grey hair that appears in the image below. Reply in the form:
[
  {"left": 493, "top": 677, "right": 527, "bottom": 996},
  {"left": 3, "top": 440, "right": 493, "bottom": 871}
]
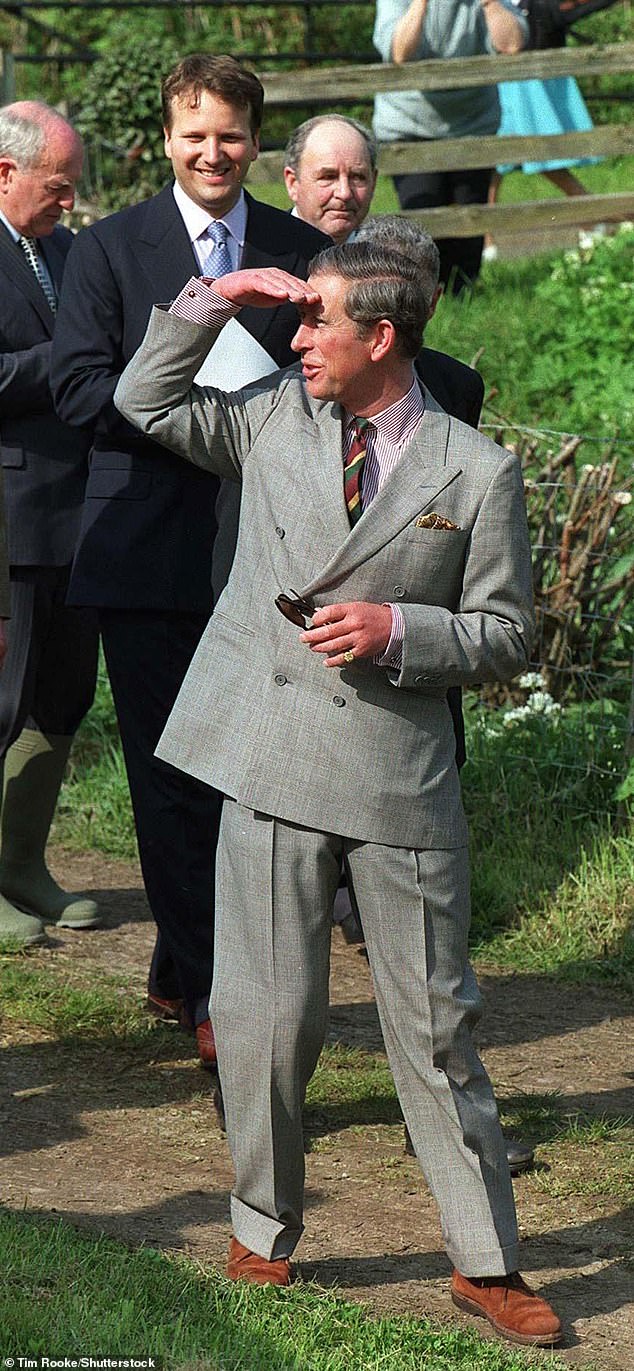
[
  {"left": 0, "top": 105, "right": 49, "bottom": 167},
  {"left": 285, "top": 115, "right": 378, "bottom": 175},
  {"left": 355, "top": 215, "right": 440, "bottom": 294},
  {"left": 308, "top": 241, "right": 429, "bottom": 359}
]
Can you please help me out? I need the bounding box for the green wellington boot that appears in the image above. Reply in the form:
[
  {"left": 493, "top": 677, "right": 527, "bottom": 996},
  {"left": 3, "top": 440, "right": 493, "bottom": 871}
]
[
  {"left": 0, "top": 728, "right": 101, "bottom": 929},
  {"left": 0, "top": 890, "right": 46, "bottom": 946}
]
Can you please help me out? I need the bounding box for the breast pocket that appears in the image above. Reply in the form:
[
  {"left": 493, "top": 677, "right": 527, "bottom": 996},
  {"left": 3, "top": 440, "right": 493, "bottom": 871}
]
[{"left": 406, "top": 527, "right": 469, "bottom": 557}]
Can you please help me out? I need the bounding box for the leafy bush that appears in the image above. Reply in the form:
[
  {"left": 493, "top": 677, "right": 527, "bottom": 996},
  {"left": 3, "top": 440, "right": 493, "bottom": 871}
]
[
  {"left": 74, "top": 29, "right": 180, "bottom": 211},
  {"left": 524, "top": 226, "right": 634, "bottom": 435}
]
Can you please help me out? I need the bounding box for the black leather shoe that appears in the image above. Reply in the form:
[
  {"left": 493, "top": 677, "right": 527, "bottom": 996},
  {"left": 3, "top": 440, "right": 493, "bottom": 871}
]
[{"left": 506, "top": 1138, "right": 535, "bottom": 1176}]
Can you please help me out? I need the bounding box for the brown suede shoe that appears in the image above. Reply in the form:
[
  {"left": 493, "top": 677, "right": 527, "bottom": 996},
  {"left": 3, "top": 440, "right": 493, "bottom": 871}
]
[
  {"left": 226, "top": 1237, "right": 292, "bottom": 1286},
  {"left": 451, "top": 1270, "right": 562, "bottom": 1346},
  {"left": 195, "top": 1018, "right": 218, "bottom": 1070}
]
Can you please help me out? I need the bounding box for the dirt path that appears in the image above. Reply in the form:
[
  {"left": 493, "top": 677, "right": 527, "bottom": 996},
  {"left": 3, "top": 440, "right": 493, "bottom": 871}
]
[{"left": 1, "top": 849, "right": 632, "bottom": 1368}]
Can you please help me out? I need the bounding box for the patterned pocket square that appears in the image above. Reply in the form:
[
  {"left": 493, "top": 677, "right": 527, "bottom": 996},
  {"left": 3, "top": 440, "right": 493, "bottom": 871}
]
[{"left": 415, "top": 512, "right": 461, "bottom": 531}]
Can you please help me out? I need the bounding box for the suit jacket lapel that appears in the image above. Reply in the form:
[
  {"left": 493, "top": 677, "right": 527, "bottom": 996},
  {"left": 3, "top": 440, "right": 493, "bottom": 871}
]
[
  {"left": 239, "top": 193, "right": 300, "bottom": 352},
  {"left": 299, "top": 399, "right": 353, "bottom": 557},
  {"left": 132, "top": 185, "right": 199, "bottom": 298},
  {"left": 40, "top": 227, "right": 66, "bottom": 297},
  {"left": 0, "top": 223, "right": 55, "bottom": 333},
  {"left": 302, "top": 397, "right": 462, "bottom": 596}
]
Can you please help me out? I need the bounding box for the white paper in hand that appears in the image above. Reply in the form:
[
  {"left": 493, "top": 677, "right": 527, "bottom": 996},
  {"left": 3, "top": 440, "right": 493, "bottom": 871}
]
[{"left": 194, "top": 317, "right": 279, "bottom": 388}]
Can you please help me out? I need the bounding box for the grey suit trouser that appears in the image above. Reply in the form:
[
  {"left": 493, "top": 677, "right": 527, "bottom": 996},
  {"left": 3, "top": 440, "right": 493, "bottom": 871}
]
[{"left": 212, "top": 800, "right": 520, "bottom": 1276}]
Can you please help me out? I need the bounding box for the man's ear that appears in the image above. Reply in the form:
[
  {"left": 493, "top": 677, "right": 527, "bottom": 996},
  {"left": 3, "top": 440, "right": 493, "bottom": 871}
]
[
  {"left": 369, "top": 318, "right": 396, "bottom": 361},
  {"left": 283, "top": 166, "right": 299, "bottom": 205},
  {"left": 0, "top": 156, "right": 16, "bottom": 196},
  {"left": 428, "top": 284, "right": 443, "bottom": 320}
]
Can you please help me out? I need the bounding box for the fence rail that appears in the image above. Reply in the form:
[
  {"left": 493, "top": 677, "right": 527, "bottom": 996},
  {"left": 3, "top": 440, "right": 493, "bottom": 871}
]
[
  {"left": 261, "top": 42, "right": 634, "bottom": 102},
  {"left": 250, "top": 124, "right": 634, "bottom": 181},
  {"left": 256, "top": 42, "right": 634, "bottom": 237}
]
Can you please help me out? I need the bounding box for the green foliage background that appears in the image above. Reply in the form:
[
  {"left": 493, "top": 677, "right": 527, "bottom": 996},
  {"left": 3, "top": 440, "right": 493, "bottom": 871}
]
[{"left": 2, "top": 0, "right": 632, "bottom": 209}]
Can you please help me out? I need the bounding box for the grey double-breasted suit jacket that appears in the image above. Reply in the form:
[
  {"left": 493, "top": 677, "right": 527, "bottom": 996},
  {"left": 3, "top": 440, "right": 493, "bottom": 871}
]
[{"left": 115, "top": 307, "right": 534, "bottom": 850}]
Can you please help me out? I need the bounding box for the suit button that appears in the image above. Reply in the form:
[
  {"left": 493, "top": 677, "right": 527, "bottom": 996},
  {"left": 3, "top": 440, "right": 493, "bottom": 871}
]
[
  {"left": 393, "top": 585, "right": 405, "bottom": 598},
  {"left": 332, "top": 696, "right": 345, "bottom": 707},
  {"left": 274, "top": 674, "right": 287, "bottom": 686},
  {"left": 275, "top": 526, "right": 285, "bottom": 539}
]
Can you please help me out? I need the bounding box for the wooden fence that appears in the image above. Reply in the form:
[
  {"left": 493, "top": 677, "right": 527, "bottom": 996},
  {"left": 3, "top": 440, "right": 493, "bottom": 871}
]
[{"left": 251, "top": 42, "right": 634, "bottom": 238}]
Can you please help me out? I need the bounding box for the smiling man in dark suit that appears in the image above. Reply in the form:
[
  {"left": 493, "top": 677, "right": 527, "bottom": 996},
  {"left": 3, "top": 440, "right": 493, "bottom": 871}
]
[
  {"left": 0, "top": 101, "right": 100, "bottom": 947},
  {"left": 51, "top": 56, "right": 327, "bottom": 1064}
]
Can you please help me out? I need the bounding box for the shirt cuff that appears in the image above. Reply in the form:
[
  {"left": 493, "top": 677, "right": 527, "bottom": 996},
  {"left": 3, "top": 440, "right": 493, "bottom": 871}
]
[
  {"left": 170, "top": 277, "right": 240, "bottom": 328},
  {"left": 375, "top": 603, "right": 404, "bottom": 669}
]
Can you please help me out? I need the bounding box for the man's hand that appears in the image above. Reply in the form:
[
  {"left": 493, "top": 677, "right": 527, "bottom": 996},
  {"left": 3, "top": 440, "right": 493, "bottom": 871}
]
[
  {"left": 211, "top": 268, "right": 322, "bottom": 311},
  {"left": 300, "top": 602, "right": 392, "bottom": 667}
]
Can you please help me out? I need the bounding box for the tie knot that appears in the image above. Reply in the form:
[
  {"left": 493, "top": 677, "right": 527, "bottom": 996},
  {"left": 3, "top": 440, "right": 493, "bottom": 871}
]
[
  {"left": 353, "top": 417, "right": 370, "bottom": 437},
  {"left": 207, "top": 221, "right": 228, "bottom": 247},
  {"left": 20, "top": 235, "right": 37, "bottom": 252}
]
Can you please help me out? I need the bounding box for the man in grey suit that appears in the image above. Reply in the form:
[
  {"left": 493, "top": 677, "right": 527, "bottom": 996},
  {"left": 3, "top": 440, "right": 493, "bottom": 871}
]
[
  {"left": 115, "top": 243, "right": 561, "bottom": 1347},
  {"left": 0, "top": 101, "right": 100, "bottom": 946}
]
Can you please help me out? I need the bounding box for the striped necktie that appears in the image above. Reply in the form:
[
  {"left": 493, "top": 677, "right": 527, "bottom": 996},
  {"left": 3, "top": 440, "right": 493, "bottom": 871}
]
[
  {"left": 343, "top": 417, "right": 370, "bottom": 526},
  {"left": 201, "top": 221, "right": 233, "bottom": 279},
  {"left": 19, "top": 236, "right": 57, "bottom": 313}
]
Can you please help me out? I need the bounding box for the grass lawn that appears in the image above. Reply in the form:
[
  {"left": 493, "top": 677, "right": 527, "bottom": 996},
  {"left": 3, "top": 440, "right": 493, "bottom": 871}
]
[{"left": 1, "top": 1207, "right": 567, "bottom": 1371}]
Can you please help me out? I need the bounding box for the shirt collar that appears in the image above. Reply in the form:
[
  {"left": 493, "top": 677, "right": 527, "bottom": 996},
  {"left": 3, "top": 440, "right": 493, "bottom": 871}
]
[
  {"left": 172, "top": 182, "right": 247, "bottom": 249},
  {"left": 0, "top": 209, "right": 22, "bottom": 243},
  {"left": 344, "top": 375, "right": 424, "bottom": 445}
]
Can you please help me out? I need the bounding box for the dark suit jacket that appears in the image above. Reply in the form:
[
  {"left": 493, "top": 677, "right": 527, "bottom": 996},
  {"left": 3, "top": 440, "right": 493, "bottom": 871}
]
[
  {"left": 0, "top": 221, "right": 90, "bottom": 572},
  {"left": 51, "top": 187, "right": 327, "bottom": 612},
  {"left": 417, "top": 348, "right": 484, "bottom": 430}
]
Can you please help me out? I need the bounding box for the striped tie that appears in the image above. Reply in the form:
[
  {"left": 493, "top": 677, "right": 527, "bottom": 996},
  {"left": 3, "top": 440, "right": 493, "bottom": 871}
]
[
  {"left": 19, "top": 236, "right": 57, "bottom": 313},
  {"left": 343, "top": 417, "right": 370, "bottom": 526},
  {"left": 201, "top": 221, "right": 233, "bottom": 279}
]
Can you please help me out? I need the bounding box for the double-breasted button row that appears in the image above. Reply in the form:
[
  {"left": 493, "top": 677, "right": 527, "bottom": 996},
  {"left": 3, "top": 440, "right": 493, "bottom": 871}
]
[
  {"left": 273, "top": 673, "right": 346, "bottom": 707},
  {"left": 414, "top": 673, "right": 441, "bottom": 686}
]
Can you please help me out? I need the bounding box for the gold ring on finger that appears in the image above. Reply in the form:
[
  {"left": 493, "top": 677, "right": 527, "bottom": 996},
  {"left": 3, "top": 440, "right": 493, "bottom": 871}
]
[{"left": 343, "top": 649, "right": 355, "bottom": 664}]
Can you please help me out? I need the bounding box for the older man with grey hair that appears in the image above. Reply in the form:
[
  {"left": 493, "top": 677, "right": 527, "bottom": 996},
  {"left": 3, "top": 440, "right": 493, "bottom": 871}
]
[{"left": 0, "top": 101, "right": 100, "bottom": 945}]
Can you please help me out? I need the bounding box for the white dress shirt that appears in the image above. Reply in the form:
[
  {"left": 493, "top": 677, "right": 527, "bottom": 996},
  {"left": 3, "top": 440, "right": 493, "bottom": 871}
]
[{"left": 172, "top": 182, "right": 247, "bottom": 274}]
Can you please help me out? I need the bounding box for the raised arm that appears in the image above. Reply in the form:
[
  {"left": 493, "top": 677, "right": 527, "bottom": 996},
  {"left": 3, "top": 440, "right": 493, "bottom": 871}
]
[
  {"left": 114, "top": 269, "right": 320, "bottom": 479},
  {"left": 480, "top": 0, "right": 526, "bottom": 54},
  {"left": 388, "top": 0, "right": 429, "bottom": 65},
  {"left": 382, "top": 0, "right": 526, "bottom": 65}
]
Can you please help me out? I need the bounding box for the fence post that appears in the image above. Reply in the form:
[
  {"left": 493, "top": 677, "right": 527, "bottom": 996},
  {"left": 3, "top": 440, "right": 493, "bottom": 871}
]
[{"left": 0, "top": 50, "right": 16, "bottom": 104}]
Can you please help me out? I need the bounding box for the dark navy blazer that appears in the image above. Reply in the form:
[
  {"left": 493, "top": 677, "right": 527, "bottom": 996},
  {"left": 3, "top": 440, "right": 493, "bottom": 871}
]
[
  {"left": 0, "top": 221, "right": 91, "bottom": 566},
  {"left": 51, "top": 187, "right": 327, "bottom": 612}
]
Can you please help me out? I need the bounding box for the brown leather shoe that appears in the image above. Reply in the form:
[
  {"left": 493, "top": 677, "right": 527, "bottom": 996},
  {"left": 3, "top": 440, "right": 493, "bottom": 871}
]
[
  {"left": 451, "top": 1270, "right": 562, "bottom": 1346},
  {"left": 196, "top": 1018, "right": 218, "bottom": 1070},
  {"left": 226, "top": 1238, "right": 292, "bottom": 1286}
]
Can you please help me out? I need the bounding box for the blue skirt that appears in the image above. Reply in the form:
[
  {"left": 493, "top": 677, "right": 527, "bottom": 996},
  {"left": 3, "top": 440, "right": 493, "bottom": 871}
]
[{"left": 496, "top": 77, "right": 600, "bottom": 174}]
